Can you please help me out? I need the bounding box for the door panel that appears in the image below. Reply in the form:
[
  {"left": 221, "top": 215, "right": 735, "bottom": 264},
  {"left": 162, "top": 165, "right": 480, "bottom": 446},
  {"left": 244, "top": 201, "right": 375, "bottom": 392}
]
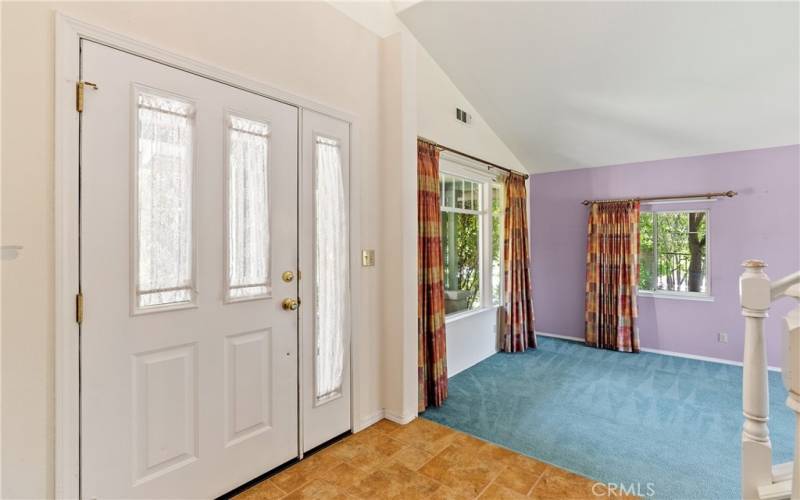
[
  {"left": 132, "top": 343, "right": 198, "bottom": 485},
  {"left": 300, "top": 110, "right": 351, "bottom": 451},
  {"left": 80, "top": 40, "right": 299, "bottom": 498},
  {"left": 224, "top": 329, "right": 272, "bottom": 446}
]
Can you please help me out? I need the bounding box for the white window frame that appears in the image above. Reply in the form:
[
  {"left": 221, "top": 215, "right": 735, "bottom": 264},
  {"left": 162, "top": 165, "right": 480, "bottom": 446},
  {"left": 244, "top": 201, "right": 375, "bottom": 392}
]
[
  {"left": 439, "top": 154, "right": 504, "bottom": 320},
  {"left": 130, "top": 85, "right": 199, "bottom": 315},
  {"left": 638, "top": 208, "right": 713, "bottom": 301},
  {"left": 490, "top": 182, "right": 505, "bottom": 307},
  {"left": 311, "top": 131, "right": 348, "bottom": 407},
  {"left": 223, "top": 109, "right": 273, "bottom": 303}
]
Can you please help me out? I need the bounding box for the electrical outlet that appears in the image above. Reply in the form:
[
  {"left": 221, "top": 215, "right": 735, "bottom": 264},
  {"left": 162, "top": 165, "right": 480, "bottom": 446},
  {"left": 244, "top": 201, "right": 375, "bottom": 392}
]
[{"left": 718, "top": 332, "right": 728, "bottom": 343}]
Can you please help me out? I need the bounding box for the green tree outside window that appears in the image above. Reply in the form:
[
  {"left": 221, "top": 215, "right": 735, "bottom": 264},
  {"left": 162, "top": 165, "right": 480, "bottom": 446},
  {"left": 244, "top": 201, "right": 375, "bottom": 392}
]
[{"left": 639, "top": 211, "right": 708, "bottom": 294}]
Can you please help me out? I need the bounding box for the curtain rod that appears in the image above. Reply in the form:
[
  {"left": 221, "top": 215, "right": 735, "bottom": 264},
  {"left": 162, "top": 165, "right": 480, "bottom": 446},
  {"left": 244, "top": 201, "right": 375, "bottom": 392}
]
[
  {"left": 418, "top": 136, "right": 529, "bottom": 179},
  {"left": 581, "top": 191, "right": 737, "bottom": 206}
]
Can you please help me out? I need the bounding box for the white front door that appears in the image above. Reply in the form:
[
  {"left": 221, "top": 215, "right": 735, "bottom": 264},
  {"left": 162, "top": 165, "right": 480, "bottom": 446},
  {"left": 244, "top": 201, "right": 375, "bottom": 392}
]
[
  {"left": 300, "top": 111, "right": 352, "bottom": 451},
  {"left": 80, "top": 40, "right": 299, "bottom": 498}
]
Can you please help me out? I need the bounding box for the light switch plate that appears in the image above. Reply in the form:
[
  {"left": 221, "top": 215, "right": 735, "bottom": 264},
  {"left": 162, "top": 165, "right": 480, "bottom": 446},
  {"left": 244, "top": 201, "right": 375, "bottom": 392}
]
[{"left": 361, "top": 249, "right": 375, "bottom": 267}]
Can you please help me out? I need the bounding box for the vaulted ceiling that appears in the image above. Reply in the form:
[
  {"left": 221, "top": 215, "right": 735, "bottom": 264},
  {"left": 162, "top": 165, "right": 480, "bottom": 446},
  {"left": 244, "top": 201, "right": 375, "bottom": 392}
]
[{"left": 398, "top": 1, "right": 799, "bottom": 173}]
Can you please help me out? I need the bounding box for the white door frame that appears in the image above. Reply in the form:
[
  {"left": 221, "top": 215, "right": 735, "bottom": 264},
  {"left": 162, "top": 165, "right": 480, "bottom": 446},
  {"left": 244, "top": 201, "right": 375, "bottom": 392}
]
[{"left": 54, "top": 13, "right": 363, "bottom": 499}]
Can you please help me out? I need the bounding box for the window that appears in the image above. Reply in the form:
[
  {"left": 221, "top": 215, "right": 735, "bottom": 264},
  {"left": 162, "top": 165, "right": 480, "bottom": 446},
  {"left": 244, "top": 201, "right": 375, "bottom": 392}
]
[
  {"left": 639, "top": 210, "right": 709, "bottom": 296},
  {"left": 491, "top": 184, "right": 504, "bottom": 305},
  {"left": 314, "top": 135, "right": 348, "bottom": 403},
  {"left": 134, "top": 91, "right": 196, "bottom": 310},
  {"left": 440, "top": 165, "right": 504, "bottom": 316},
  {"left": 226, "top": 114, "right": 270, "bottom": 301}
]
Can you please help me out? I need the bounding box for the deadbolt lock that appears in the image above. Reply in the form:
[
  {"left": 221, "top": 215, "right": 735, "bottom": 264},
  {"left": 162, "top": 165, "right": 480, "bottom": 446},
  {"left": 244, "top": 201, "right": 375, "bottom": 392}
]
[{"left": 281, "top": 271, "right": 295, "bottom": 283}]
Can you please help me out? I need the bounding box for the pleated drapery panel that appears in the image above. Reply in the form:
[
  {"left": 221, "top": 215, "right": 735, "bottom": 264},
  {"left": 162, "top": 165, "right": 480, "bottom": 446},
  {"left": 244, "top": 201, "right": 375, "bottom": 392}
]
[
  {"left": 584, "top": 201, "right": 641, "bottom": 353},
  {"left": 417, "top": 140, "right": 448, "bottom": 411},
  {"left": 502, "top": 174, "right": 536, "bottom": 353}
]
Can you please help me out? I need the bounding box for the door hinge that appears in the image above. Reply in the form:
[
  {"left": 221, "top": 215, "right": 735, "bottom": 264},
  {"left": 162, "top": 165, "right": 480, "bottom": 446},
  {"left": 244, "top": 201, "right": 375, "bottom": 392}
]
[
  {"left": 76, "top": 81, "right": 98, "bottom": 113},
  {"left": 76, "top": 292, "right": 84, "bottom": 325}
]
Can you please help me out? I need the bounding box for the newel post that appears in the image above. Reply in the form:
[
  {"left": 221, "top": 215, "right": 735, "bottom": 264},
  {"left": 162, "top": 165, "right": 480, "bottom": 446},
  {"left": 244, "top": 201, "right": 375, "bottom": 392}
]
[{"left": 740, "top": 259, "right": 772, "bottom": 499}]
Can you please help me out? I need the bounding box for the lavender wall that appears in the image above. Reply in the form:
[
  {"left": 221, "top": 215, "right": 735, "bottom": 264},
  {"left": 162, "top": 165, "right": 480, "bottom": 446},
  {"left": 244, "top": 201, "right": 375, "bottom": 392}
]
[{"left": 530, "top": 145, "right": 800, "bottom": 366}]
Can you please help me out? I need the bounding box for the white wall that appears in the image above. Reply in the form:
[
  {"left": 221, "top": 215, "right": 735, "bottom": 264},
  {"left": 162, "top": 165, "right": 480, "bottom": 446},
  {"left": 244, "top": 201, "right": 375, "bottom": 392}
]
[
  {"left": 329, "top": 1, "right": 526, "bottom": 170},
  {"left": 1, "top": 2, "right": 386, "bottom": 497},
  {"left": 0, "top": 4, "right": 4, "bottom": 494},
  {"left": 330, "top": 1, "right": 527, "bottom": 400},
  {"left": 331, "top": 0, "right": 525, "bottom": 417},
  {"left": 446, "top": 310, "right": 502, "bottom": 376},
  {"left": 330, "top": 0, "right": 403, "bottom": 38},
  {"left": 415, "top": 43, "right": 526, "bottom": 172},
  {"left": 378, "top": 31, "right": 419, "bottom": 424}
]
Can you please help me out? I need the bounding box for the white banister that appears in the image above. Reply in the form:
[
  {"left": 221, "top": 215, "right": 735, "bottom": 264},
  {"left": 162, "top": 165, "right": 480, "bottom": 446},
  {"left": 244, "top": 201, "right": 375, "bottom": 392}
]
[
  {"left": 741, "top": 260, "right": 800, "bottom": 500},
  {"left": 741, "top": 259, "right": 774, "bottom": 499},
  {"left": 772, "top": 271, "right": 800, "bottom": 301},
  {"left": 784, "top": 306, "right": 799, "bottom": 500}
]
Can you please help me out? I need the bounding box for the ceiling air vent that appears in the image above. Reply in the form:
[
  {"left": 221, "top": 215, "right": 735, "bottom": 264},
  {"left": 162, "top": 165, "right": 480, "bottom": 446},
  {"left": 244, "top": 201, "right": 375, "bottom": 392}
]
[{"left": 456, "top": 107, "right": 472, "bottom": 125}]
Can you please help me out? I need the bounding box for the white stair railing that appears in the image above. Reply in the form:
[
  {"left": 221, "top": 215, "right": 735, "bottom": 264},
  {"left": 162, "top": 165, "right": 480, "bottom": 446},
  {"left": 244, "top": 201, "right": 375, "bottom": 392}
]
[
  {"left": 785, "top": 305, "right": 800, "bottom": 500},
  {"left": 740, "top": 260, "right": 800, "bottom": 500}
]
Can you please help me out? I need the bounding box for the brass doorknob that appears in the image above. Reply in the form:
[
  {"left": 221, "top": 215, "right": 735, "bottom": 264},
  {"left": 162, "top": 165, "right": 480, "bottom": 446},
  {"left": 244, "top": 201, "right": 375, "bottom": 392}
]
[{"left": 282, "top": 298, "right": 299, "bottom": 311}]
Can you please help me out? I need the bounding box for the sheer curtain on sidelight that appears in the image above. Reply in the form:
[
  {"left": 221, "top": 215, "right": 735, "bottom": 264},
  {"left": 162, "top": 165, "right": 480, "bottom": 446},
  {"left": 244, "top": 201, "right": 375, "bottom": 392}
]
[
  {"left": 314, "top": 136, "right": 348, "bottom": 403},
  {"left": 226, "top": 115, "right": 270, "bottom": 301},
  {"left": 135, "top": 91, "right": 195, "bottom": 310}
]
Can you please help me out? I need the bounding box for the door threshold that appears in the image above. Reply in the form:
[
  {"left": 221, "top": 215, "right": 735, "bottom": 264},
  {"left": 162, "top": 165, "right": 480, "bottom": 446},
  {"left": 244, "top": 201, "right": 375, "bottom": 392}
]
[{"left": 217, "top": 430, "right": 352, "bottom": 499}]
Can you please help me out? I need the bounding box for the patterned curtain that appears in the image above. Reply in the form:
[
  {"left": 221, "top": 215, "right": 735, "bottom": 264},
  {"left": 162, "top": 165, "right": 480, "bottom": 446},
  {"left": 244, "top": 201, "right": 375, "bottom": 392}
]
[
  {"left": 584, "top": 201, "right": 641, "bottom": 352},
  {"left": 417, "top": 140, "right": 448, "bottom": 411},
  {"left": 502, "top": 174, "right": 536, "bottom": 352}
]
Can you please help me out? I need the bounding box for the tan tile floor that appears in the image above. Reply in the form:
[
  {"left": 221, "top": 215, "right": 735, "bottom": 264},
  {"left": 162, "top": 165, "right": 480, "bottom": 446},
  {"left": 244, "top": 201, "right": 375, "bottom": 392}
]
[{"left": 235, "top": 418, "right": 625, "bottom": 499}]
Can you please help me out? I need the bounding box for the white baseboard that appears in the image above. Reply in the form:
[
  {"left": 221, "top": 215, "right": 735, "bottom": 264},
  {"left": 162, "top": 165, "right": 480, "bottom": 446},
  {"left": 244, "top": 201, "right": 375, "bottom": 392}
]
[
  {"left": 536, "top": 332, "right": 584, "bottom": 343},
  {"left": 639, "top": 345, "right": 781, "bottom": 372},
  {"left": 357, "top": 408, "right": 417, "bottom": 430},
  {"left": 535, "top": 331, "right": 782, "bottom": 372},
  {"left": 383, "top": 409, "right": 417, "bottom": 425},
  {"left": 355, "top": 410, "right": 385, "bottom": 432}
]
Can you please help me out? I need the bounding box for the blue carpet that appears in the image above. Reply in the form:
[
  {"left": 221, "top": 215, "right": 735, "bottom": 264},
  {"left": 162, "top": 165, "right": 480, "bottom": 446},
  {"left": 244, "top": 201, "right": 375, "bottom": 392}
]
[{"left": 422, "top": 337, "right": 795, "bottom": 500}]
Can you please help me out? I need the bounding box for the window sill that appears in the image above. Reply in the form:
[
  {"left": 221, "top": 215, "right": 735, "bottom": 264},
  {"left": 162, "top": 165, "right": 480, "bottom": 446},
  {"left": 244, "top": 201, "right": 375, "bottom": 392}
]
[
  {"left": 638, "top": 291, "right": 714, "bottom": 302},
  {"left": 445, "top": 305, "right": 500, "bottom": 324}
]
